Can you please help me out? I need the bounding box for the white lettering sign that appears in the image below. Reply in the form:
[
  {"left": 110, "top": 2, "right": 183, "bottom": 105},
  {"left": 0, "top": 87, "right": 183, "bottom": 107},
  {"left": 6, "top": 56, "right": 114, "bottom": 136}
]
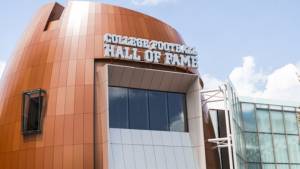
[{"left": 103, "top": 33, "right": 198, "bottom": 68}]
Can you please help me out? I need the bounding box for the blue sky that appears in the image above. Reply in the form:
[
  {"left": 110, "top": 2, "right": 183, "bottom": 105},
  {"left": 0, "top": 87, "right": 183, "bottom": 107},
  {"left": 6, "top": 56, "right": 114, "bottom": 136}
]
[{"left": 0, "top": 0, "right": 299, "bottom": 101}]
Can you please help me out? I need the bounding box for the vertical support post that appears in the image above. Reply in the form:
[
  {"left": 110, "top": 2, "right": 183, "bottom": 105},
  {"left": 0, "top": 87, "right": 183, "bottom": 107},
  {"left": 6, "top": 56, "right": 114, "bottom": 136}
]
[
  {"left": 222, "top": 85, "right": 234, "bottom": 169},
  {"left": 226, "top": 83, "right": 238, "bottom": 169},
  {"left": 297, "top": 111, "right": 300, "bottom": 143}
]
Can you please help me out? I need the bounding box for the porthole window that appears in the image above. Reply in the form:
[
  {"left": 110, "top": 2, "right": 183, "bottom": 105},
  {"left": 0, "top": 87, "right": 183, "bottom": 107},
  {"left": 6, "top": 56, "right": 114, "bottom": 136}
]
[{"left": 22, "top": 89, "right": 46, "bottom": 135}]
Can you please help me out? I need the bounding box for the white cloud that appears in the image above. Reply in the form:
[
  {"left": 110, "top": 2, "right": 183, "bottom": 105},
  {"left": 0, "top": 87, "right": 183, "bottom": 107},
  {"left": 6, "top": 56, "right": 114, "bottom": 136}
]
[
  {"left": 261, "top": 64, "right": 300, "bottom": 102},
  {"left": 202, "top": 74, "right": 223, "bottom": 90},
  {"left": 130, "top": 0, "right": 176, "bottom": 6},
  {"left": 202, "top": 56, "right": 300, "bottom": 102},
  {"left": 229, "top": 56, "right": 266, "bottom": 97},
  {"left": 296, "top": 62, "right": 300, "bottom": 72},
  {"left": 297, "top": 63, "right": 300, "bottom": 81},
  {"left": 0, "top": 61, "right": 6, "bottom": 78}
]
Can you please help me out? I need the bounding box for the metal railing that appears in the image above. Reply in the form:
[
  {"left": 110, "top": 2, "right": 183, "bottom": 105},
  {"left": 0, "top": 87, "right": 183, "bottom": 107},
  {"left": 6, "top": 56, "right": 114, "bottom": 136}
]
[{"left": 201, "top": 84, "right": 236, "bottom": 169}]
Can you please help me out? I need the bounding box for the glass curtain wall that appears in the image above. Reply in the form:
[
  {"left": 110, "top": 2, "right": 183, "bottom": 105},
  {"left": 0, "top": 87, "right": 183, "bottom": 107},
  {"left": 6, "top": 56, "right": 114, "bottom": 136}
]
[
  {"left": 234, "top": 101, "right": 300, "bottom": 169},
  {"left": 227, "top": 82, "right": 300, "bottom": 169}
]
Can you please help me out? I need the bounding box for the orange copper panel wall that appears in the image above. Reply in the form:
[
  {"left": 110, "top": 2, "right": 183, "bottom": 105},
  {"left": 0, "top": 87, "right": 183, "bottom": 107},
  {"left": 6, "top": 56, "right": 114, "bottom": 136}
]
[{"left": 0, "top": 1, "right": 202, "bottom": 169}]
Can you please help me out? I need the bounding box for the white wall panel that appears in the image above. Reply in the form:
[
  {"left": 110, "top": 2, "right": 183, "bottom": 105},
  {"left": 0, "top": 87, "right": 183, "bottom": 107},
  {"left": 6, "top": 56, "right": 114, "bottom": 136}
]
[
  {"left": 144, "top": 145, "right": 157, "bottom": 169},
  {"left": 123, "top": 144, "right": 136, "bottom": 169},
  {"left": 133, "top": 145, "right": 147, "bottom": 169},
  {"left": 193, "top": 147, "right": 202, "bottom": 169},
  {"left": 174, "top": 147, "right": 187, "bottom": 169},
  {"left": 141, "top": 130, "right": 153, "bottom": 145},
  {"left": 171, "top": 132, "right": 183, "bottom": 146},
  {"left": 181, "top": 132, "right": 192, "bottom": 147},
  {"left": 183, "top": 147, "right": 197, "bottom": 169},
  {"left": 109, "top": 144, "right": 115, "bottom": 169},
  {"left": 131, "top": 129, "right": 143, "bottom": 145},
  {"left": 121, "top": 129, "right": 132, "bottom": 144},
  {"left": 164, "top": 147, "right": 178, "bottom": 169},
  {"left": 162, "top": 131, "right": 172, "bottom": 146},
  {"left": 154, "top": 146, "right": 167, "bottom": 169},
  {"left": 112, "top": 144, "right": 125, "bottom": 169},
  {"left": 109, "top": 129, "right": 201, "bottom": 169},
  {"left": 151, "top": 131, "right": 163, "bottom": 146},
  {"left": 110, "top": 128, "right": 122, "bottom": 144}
]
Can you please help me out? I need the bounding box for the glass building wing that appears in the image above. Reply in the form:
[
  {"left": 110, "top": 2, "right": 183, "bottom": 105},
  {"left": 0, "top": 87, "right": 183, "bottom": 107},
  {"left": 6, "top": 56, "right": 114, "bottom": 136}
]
[{"left": 228, "top": 83, "right": 300, "bottom": 169}]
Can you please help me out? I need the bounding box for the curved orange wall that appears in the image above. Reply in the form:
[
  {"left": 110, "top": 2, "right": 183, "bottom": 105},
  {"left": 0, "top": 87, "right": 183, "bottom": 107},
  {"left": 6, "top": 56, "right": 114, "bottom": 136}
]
[{"left": 0, "top": 1, "right": 202, "bottom": 169}]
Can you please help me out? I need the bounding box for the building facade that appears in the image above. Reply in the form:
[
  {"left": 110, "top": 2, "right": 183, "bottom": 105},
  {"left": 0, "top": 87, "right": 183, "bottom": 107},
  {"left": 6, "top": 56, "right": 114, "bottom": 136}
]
[
  {"left": 0, "top": 1, "right": 218, "bottom": 169},
  {"left": 0, "top": 1, "right": 299, "bottom": 169},
  {"left": 207, "top": 83, "right": 300, "bottom": 169},
  {"left": 231, "top": 97, "right": 300, "bottom": 169}
]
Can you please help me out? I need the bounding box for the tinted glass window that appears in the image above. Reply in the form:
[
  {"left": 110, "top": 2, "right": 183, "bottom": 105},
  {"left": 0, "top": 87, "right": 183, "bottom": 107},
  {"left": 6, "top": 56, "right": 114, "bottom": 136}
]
[
  {"left": 241, "top": 103, "right": 256, "bottom": 132},
  {"left": 149, "top": 91, "right": 169, "bottom": 130},
  {"left": 108, "top": 87, "right": 188, "bottom": 132},
  {"left": 109, "top": 87, "right": 128, "bottom": 128},
  {"left": 128, "top": 89, "right": 149, "bottom": 130},
  {"left": 284, "top": 112, "right": 298, "bottom": 134},
  {"left": 276, "top": 165, "right": 289, "bottom": 169},
  {"left": 27, "top": 97, "right": 40, "bottom": 130},
  {"left": 287, "top": 135, "right": 300, "bottom": 163},
  {"left": 244, "top": 132, "right": 260, "bottom": 162},
  {"left": 262, "top": 164, "right": 275, "bottom": 169},
  {"left": 248, "top": 163, "right": 261, "bottom": 169},
  {"left": 256, "top": 109, "right": 271, "bottom": 133},
  {"left": 291, "top": 165, "right": 300, "bottom": 169},
  {"left": 273, "top": 134, "right": 289, "bottom": 163},
  {"left": 168, "top": 93, "right": 187, "bottom": 132},
  {"left": 259, "top": 134, "right": 274, "bottom": 163},
  {"left": 270, "top": 111, "right": 285, "bottom": 133}
]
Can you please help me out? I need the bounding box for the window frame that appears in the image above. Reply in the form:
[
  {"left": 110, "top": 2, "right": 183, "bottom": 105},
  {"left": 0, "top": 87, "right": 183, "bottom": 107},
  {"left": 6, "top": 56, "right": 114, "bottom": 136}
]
[
  {"left": 108, "top": 86, "right": 129, "bottom": 128},
  {"left": 128, "top": 88, "right": 150, "bottom": 130},
  {"left": 148, "top": 90, "right": 169, "bottom": 131},
  {"left": 167, "top": 92, "right": 189, "bottom": 132},
  {"left": 22, "top": 89, "right": 46, "bottom": 135},
  {"left": 108, "top": 86, "right": 189, "bottom": 132}
]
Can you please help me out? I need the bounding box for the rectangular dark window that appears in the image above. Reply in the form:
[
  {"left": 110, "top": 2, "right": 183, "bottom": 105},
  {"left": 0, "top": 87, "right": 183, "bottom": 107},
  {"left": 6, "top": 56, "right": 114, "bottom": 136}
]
[
  {"left": 109, "top": 87, "right": 129, "bottom": 128},
  {"left": 167, "top": 93, "right": 187, "bottom": 132},
  {"left": 129, "top": 89, "right": 149, "bottom": 130},
  {"left": 108, "top": 86, "right": 188, "bottom": 132},
  {"left": 22, "top": 89, "right": 46, "bottom": 135},
  {"left": 149, "top": 91, "right": 169, "bottom": 130}
]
